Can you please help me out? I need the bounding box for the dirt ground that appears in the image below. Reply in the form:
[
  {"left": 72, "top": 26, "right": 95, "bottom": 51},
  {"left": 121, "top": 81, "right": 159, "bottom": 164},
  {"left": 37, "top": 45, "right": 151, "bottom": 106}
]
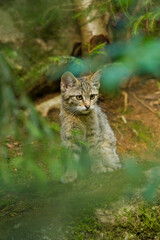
[{"left": 101, "top": 78, "right": 160, "bottom": 158}]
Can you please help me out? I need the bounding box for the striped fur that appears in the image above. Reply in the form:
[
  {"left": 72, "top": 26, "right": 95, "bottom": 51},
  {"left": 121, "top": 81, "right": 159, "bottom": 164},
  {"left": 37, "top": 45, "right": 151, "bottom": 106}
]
[{"left": 60, "top": 70, "right": 121, "bottom": 183}]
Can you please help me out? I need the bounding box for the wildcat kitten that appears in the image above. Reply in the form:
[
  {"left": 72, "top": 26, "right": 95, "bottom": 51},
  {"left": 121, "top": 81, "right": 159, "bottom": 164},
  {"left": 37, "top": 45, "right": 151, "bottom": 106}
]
[{"left": 60, "top": 70, "right": 121, "bottom": 183}]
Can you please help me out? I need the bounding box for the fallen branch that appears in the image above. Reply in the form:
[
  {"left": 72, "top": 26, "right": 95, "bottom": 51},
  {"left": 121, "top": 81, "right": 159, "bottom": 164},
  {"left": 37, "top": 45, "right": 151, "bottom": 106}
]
[{"left": 35, "top": 95, "right": 61, "bottom": 117}]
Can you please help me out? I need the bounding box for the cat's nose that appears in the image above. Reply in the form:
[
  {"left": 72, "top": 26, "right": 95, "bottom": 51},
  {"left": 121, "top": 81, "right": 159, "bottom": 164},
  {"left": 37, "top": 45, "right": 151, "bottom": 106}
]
[{"left": 85, "top": 105, "right": 90, "bottom": 110}]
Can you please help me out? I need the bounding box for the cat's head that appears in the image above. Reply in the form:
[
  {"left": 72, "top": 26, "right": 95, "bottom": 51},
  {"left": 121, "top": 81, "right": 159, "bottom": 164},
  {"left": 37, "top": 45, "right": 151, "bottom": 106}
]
[{"left": 61, "top": 70, "right": 101, "bottom": 114}]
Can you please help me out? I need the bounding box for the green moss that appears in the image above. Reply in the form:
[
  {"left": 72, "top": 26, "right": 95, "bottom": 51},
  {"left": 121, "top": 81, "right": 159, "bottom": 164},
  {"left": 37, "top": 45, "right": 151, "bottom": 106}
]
[
  {"left": 122, "top": 120, "right": 156, "bottom": 152},
  {"left": 69, "top": 203, "right": 160, "bottom": 240},
  {"left": 21, "top": 56, "right": 76, "bottom": 92},
  {"left": 114, "top": 203, "right": 160, "bottom": 240},
  {"left": 69, "top": 217, "right": 103, "bottom": 240},
  {"left": 130, "top": 121, "right": 152, "bottom": 143}
]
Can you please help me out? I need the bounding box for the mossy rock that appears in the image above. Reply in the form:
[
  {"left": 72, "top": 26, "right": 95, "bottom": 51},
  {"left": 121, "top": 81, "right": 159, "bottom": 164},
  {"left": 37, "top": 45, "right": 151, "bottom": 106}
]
[{"left": 21, "top": 56, "right": 84, "bottom": 97}]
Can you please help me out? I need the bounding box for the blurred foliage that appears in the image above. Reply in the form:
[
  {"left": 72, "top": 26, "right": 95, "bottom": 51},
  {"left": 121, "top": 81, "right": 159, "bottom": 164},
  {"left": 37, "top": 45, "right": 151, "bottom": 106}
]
[
  {"left": 100, "top": 36, "right": 160, "bottom": 93},
  {"left": 0, "top": 53, "right": 65, "bottom": 191},
  {"left": 0, "top": 1, "right": 160, "bottom": 238},
  {"left": 73, "top": 0, "right": 160, "bottom": 40},
  {"left": 91, "top": 0, "right": 160, "bottom": 39}
]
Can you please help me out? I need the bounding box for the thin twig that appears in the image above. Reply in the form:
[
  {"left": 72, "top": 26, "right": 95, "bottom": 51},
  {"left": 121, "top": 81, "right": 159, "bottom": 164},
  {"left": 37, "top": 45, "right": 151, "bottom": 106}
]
[
  {"left": 131, "top": 92, "right": 157, "bottom": 114},
  {"left": 121, "top": 91, "right": 128, "bottom": 112},
  {"left": 114, "top": 125, "right": 123, "bottom": 139}
]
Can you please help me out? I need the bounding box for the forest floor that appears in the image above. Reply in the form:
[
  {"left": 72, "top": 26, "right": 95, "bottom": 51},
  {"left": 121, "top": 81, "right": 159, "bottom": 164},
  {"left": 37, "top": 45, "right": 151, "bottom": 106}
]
[
  {"left": 101, "top": 77, "right": 160, "bottom": 161},
  {"left": 1, "top": 77, "right": 160, "bottom": 240}
]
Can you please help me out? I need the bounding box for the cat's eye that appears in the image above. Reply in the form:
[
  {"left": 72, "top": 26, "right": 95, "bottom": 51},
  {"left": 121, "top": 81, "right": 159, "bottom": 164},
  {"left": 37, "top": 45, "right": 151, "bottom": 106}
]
[
  {"left": 76, "top": 95, "right": 83, "bottom": 100},
  {"left": 90, "top": 94, "right": 96, "bottom": 100}
]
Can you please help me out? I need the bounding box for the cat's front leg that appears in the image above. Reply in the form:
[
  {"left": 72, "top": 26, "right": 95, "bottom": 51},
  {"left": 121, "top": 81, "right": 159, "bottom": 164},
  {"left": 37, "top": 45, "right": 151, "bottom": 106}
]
[
  {"left": 86, "top": 130, "right": 106, "bottom": 173},
  {"left": 90, "top": 151, "right": 107, "bottom": 173},
  {"left": 88, "top": 145, "right": 107, "bottom": 174},
  {"left": 61, "top": 171, "right": 77, "bottom": 184},
  {"left": 101, "top": 142, "right": 121, "bottom": 170},
  {"left": 61, "top": 146, "right": 80, "bottom": 183},
  {"left": 60, "top": 127, "right": 82, "bottom": 183}
]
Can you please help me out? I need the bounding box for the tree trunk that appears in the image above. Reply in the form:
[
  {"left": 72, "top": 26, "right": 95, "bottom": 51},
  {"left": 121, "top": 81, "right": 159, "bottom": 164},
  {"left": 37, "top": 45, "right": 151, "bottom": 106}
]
[{"left": 73, "top": 0, "right": 111, "bottom": 56}]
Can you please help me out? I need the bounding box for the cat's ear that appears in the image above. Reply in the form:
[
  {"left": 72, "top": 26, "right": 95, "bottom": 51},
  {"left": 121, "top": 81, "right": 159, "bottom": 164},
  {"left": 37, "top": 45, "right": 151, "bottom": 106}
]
[
  {"left": 90, "top": 69, "right": 102, "bottom": 88},
  {"left": 61, "top": 72, "right": 78, "bottom": 91}
]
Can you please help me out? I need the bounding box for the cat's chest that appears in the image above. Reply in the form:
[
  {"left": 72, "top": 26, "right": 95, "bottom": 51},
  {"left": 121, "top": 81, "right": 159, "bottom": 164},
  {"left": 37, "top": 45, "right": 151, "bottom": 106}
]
[{"left": 80, "top": 114, "right": 99, "bottom": 131}]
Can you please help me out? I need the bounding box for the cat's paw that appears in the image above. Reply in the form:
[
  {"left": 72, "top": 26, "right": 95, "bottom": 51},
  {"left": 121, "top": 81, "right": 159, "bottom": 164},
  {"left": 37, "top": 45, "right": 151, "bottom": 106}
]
[
  {"left": 110, "top": 162, "right": 122, "bottom": 169},
  {"left": 106, "top": 167, "right": 114, "bottom": 172},
  {"left": 61, "top": 171, "right": 77, "bottom": 184},
  {"left": 103, "top": 156, "right": 122, "bottom": 170},
  {"left": 104, "top": 163, "right": 122, "bottom": 171},
  {"left": 115, "top": 162, "right": 122, "bottom": 169},
  {"left": 91, "top": 165, "right": 107, "bottom": 174}
]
